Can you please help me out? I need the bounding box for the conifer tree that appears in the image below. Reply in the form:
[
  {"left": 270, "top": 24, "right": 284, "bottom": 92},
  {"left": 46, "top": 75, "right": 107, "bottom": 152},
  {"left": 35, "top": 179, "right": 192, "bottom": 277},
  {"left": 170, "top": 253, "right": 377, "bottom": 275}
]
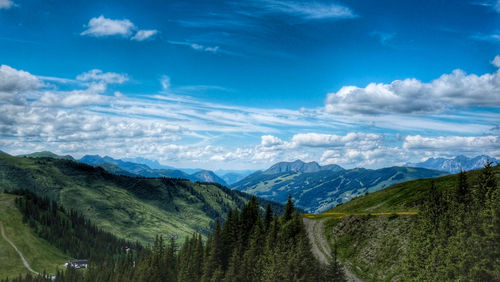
[{"left": 284, "top": 194, "right": 294, "bottom": 221}]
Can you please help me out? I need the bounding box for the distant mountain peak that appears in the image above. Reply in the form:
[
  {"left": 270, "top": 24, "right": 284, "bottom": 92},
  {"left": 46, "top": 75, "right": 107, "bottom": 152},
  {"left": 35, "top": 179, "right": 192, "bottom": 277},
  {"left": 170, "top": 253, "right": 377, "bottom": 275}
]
[
  {"left": 264, "top": 159, "right": 343, "bottom": 174},
  {"left": 405, "top": 155, "right": 498, "bottom": 173}
]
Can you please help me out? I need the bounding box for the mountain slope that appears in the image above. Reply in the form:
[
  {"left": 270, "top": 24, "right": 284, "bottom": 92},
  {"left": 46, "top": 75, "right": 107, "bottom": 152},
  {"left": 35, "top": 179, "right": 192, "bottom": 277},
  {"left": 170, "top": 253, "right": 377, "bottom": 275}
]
[
  {"left": 190, "top": 170, "right": 227, "bottom": 186},
  {"left": 0, "top": 153, "right": 284, "bottom": 244},
  {"left": 0, "top": 194, "right": 69, "bottom": 279},
  {"left": 264, "top": 160, "right": 343, "bottom": 174},
  {"left": 405, "top": 155, "right": 498, "bottom": 173},
  {"left": 21, "top": 151, "right": 75, "bottom": 161},
  {"left": 233, "top": 163, "right": 447, "bottom": 213},
  {"left": 311, "top": 164, "right": 500, "bottom": 281}
]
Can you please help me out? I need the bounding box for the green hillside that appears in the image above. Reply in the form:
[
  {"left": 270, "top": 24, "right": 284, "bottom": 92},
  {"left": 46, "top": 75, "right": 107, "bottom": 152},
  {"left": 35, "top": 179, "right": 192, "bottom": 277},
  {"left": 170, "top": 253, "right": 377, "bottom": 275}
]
[
  {"left": 20, "top": 151, "right": 75, "bottom": 161},
  {"left": 312, "top": 165, "right": 500, "bottom": 281},
  {"left": 0, "top": 194, "right": 69, "bottom": 280},
  {"left": 0, "top": 153, "right": 284, "bottom": 244}
]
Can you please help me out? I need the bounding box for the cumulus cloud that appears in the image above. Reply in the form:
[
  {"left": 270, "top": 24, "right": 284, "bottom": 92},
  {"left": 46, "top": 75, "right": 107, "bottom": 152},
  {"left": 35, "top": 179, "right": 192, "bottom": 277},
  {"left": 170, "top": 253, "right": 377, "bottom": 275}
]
[
  {"left": 131, "top": 29, "right": 158, "bottom": 41},
  {"left": 321, "top": 147, "right": 403, "bottom": 167},
  {"left": 1, "top": 64, "right": 498, "bottom": 170},
  {"left": 260, "top": 0, "right": 356, "bottom": 20},
  {"left": 76, "top": 69, "right": 128, "bottom": 84},
  {"left": 81, "top": 16, "right": 158, "bottom": 41},
  {"left": 0, "top": 0, "right": 14, "bottom": 9},
  {"left": 325, "top": 60, "right": 500, "bottom": 115},
  {"left": 0, "top": 65, "right": 41, "bottom": 93},
  {"left": 261, "top": 135, "right": 284, "bottom": 147},
  {"left": 0, "top": 65, "right": 42, "bottom": 105},
  {"left": 81, "top": 15, "right": 135, "bottom": 37}
]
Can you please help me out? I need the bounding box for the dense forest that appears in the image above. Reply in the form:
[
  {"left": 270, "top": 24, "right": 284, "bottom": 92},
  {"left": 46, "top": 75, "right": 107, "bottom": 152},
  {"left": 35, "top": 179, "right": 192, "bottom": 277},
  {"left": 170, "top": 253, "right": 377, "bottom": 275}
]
[
  {"left": 404, "top": 162, "right": 500, "bottom": 280},
  {"left": 3, "top": 193, "right": 344, "bottom": 282}
]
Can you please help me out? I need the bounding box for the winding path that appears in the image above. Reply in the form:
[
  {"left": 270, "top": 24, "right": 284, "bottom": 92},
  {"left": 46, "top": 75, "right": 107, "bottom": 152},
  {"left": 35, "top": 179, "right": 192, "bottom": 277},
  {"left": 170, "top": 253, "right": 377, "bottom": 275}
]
[
  {"left": 303, "top": 218, "right": 362, "bottom": 282},
  {"left": 0, "top": 221, "right": 39, "bottom": 275}
]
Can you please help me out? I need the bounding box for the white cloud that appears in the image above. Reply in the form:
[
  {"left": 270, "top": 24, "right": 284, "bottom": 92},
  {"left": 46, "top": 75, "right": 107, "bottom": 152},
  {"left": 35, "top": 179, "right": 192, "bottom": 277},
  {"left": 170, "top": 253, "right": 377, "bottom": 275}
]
[
  {"left": 1, "top": 64, "right": 498, "bottom": 170},
  {"left": 260, "top": 0, "right": 356, "bottom": 19},
  {"left": 403, "top": 135, "right": 500, "bottom": 152},
  {"left": 0, "top": 65, "right": 41, "bottom": 93},
  {"left": 492, "top": 55, "right": 500, "bottom": 68},
  {"left": 160, "top": 75, "right": 171, "bottom": 91},
  {"left": 325, "top": 60, "right": 500, "bottom": 115},
  {"left": 261, "top": 135, "right": 284, "bottom": 147},
  {"left": 131, "top": 29, "right": 158, "bottom": 41},
  {"left": 76, "top": 69, "right": 128, "bottom": 84},
  {"left": 0, "top": 0, "right": 14, "bottom": 9},
  {"left": 290, "top": 132, "right": 383, "bottom": 148},
  {"left": 80, "top": 16, "right": 158, "bottom": 41},
  {"left": 36, "top": 89, "right": 110, "bottom": 107},
  {"left": 81, "top": 15, "right": 135, "bottom": 37},
  {"left": 0, "top": 65, "right": 41, "bottom": 105},
  {"left": 168, "top": 41, "right": 220, "bottom": 54}
]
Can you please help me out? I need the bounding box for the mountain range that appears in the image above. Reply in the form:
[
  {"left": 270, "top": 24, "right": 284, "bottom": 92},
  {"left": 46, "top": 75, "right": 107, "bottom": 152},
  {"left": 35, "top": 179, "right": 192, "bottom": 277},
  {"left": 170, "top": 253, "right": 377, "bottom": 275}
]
[
  {"left": 231, "top": 160, "right": 448, "bottom": 213},
  {"left": 79, "top": 155, "right": 229, "bottom": 185},
  {"left": 19, "top": 152, "right": 251, "bottom": 186},
  {"left": 405, "top": 155, "right": 498, "bottom": 173}
]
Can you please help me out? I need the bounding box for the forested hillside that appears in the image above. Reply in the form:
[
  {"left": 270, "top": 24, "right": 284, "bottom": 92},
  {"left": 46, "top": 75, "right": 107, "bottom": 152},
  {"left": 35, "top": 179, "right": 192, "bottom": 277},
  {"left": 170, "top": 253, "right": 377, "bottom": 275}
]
[
  {"left": 4, "top": 194, "right": 343, "bottom": 282},
  {"left": 0, "top": 153, "right": 284, "bottom": 244},
  {"left": 315, "top": 164, "right": 500, "bottom": 281}
]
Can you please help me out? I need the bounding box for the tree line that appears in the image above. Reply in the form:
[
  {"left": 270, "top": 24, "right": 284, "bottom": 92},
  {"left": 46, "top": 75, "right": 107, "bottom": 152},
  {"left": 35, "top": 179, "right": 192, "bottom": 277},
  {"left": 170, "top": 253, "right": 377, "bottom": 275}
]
[{"left": 404, "top": 162, "right": 500, "bottom": 280}]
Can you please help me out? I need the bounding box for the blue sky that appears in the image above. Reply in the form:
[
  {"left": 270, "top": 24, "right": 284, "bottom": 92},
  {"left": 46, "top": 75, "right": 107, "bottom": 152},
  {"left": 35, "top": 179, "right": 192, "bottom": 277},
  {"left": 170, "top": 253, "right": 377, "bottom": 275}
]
[{"left": 0, "top": 0, "right": 499, "bottom": 170}]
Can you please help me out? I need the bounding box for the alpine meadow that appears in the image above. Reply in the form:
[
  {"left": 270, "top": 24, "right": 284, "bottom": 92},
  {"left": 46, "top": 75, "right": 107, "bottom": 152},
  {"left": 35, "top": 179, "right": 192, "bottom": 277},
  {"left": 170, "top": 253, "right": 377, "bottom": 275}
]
[{"left": 0, "top": 0, "right": 499, "bottom": 281}]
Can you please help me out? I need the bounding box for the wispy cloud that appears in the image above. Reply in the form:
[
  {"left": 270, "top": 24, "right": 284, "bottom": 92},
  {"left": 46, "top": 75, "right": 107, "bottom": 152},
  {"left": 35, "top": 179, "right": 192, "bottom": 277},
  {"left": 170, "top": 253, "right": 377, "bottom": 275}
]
[
  {"left": 471, "top": 0, "right": 500, "bottom": 13},
  {"left": 168, "top": 41, "right": 220, "bottom": 54},
  {"left": 131, "top": 29, "right": 158, "bottom": 41},
  {"left": 258, "top": 0, "right": 356, "bottom": 20},
  {"left": 0, "top": 0, "right": 14, "bottom": 9},
  {"left": 370, "top": 31, "right": 396, "bottom": 46},
  {"left": 470, "top": 32, "right": 500, "bottom": 42}
]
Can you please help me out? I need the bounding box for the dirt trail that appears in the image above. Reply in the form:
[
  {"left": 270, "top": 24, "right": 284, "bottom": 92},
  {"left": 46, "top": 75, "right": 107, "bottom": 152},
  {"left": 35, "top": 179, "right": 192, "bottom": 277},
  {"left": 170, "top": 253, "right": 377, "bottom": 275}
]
[
  {"left": 0, "top": 221, "right": 39, "bottom": 275},
  {"left": 303, "top": 218, "right": 362, "bottom": 282}
]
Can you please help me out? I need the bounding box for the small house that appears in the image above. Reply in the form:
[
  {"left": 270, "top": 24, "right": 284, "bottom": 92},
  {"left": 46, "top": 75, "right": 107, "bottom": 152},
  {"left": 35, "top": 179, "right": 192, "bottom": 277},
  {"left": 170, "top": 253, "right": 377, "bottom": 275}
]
[{"left": 68, "top": 259, "right": 89, "bottom": 269}]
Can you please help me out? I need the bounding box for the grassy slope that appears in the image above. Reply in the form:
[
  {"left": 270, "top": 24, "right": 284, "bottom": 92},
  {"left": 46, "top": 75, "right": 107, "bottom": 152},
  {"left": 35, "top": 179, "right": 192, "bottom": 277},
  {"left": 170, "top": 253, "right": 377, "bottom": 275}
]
[
  {"left": 0, "top": 153, "right": 281, "bottom": 245},
  {"left": 317, "top": 165, "right": 500, "bottom": 281},
  {"left": 0, "top": 194, "right": 69, "bottom": 279}
]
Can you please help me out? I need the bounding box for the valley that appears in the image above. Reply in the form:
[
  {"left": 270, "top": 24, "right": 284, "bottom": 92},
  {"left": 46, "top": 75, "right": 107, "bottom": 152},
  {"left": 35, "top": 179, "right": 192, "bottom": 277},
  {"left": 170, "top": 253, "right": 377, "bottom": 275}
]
[{"left": 232, "top": 160, "right": 448, "bottom": 213}]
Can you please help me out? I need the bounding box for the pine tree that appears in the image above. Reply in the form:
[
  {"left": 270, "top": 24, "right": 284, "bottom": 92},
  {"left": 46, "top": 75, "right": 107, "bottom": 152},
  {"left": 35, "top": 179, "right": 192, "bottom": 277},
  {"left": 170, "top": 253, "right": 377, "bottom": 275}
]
[
  {"left": 284, "top": 194, "right": 294, "bottom": 222},
  {"left": 264, "top": 204, "right": 273, "bottom": 231}
]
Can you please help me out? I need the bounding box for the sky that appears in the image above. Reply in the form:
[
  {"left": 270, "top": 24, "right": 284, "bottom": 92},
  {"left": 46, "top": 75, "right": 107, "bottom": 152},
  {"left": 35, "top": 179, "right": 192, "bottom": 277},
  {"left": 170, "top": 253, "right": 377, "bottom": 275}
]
[{"left": 0, "top": 0, "right": 499, "bottom": 170}]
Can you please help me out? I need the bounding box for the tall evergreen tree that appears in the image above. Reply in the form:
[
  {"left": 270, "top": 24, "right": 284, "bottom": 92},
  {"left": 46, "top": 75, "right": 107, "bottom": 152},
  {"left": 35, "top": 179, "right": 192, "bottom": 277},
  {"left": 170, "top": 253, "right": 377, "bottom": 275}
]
[{"left": 284, "top": 194, "right": 294, "bottom": 221}]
